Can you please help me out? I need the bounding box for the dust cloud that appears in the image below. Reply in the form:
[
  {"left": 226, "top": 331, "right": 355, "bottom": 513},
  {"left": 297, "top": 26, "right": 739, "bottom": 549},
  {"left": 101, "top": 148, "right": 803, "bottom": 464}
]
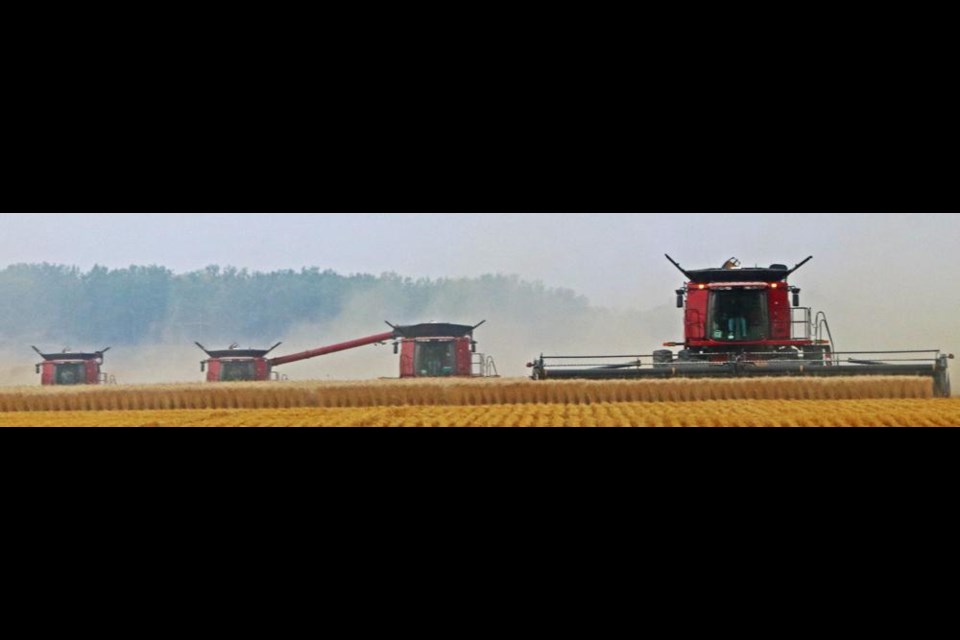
[{"left": 259, "top": 283, "right": 685, "bottom": 380}]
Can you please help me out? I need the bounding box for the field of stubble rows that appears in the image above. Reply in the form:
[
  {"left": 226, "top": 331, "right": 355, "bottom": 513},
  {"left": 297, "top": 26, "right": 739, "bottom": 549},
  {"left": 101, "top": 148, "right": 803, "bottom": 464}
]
[{"left": 0, "top": 376, "right": 957, "bottom": 426}]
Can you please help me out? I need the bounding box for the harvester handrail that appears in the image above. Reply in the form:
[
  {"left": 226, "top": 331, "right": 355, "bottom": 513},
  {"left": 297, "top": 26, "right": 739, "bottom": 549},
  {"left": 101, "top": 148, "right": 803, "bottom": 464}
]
[
  {"left": 540, "top": 349, "right": 941, "bottom": 358},
  {"left": 830, "top": 349, "right": 941, "bottom": 355},
  {"left": 544, "top": 362, "right": 646, "bottom": 368},
  {"left": 539, "top": 354, "right": 651, "bottom": 360},
  {"left": 539, "top": 349, "right": 940, "bottom": 362},
  {"left": 843, "top": 358, "right": 938, "bottom": 364},
  {"left": 534, "top": 349, "right": 943, "bottom": 369},
  {"left": 814, "top": 311, "right": 835, "bottom": 352},
  {"left": 790, "top": 306, "right": 812, "bottom": 340}
]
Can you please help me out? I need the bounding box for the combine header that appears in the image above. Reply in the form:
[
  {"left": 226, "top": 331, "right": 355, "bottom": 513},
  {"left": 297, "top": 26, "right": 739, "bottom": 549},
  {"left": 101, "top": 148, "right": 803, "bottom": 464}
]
[
  {"left": 528, "top": 255, "right": 953, "bottom": 397},
  {"left": 196, "top": 321, "right": 498, "bottom": 382},
  {"left": 32, "top": 346, "right": 116, "bottom": 385}
]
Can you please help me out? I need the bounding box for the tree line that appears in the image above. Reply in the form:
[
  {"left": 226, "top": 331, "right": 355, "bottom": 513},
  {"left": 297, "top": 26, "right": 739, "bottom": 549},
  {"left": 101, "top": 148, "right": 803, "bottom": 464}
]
[{"left": 0, "top": 263, "right": 590, "bottom": 347}]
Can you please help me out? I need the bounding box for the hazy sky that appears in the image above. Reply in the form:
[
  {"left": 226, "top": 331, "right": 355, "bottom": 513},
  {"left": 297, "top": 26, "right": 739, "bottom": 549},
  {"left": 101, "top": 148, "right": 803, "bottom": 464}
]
[{"left": 2, "top": 212, "right": 959, "bottom": 311}]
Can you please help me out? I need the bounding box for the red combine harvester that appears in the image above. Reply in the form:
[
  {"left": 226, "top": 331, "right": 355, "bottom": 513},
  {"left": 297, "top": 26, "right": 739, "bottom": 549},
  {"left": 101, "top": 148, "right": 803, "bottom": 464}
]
[
  {"left": 195, "top": 321, "right": 498, "bottom": 382},
  {"left": 32, "top": 346, "right": 116, "bottom": 385},
  {"left": 528, "top": 255, "right": 953, "bottom": 397}
]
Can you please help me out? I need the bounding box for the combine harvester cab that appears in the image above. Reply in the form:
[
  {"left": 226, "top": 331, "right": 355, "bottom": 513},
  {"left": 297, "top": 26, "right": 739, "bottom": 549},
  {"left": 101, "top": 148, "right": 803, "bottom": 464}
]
[
  {"left": 196, "top": 320, "right": 498, "bottom": 382},
  {"left": 388, "top": 321, "right": 498, "bottom": 378},
  {"left": 195, "top": 342, "right": 286, "bottom": 382},
  {"left": 32, "top": 346, "right": 116, "bottom": 385},
  {"left": 528, "top": 255, "right": 952, "bottom": 397}
]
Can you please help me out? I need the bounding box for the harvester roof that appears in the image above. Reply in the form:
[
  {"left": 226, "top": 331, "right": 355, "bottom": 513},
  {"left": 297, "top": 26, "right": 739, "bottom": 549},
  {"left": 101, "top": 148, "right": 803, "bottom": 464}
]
[
  {"left": 683, "top": 265, "right": 789, "bottom": 284},
  {"left": 194, "top": 341, "right": 282, "bottom": 359},
  {"left": 665, "top": 255, "right": 813, "bottom": 284},
  {"left": 32, "top": 346, "right": 108, "bottom": 361},
  {"left": 389, "top": 322, "right": 481, "bottom": 339}
]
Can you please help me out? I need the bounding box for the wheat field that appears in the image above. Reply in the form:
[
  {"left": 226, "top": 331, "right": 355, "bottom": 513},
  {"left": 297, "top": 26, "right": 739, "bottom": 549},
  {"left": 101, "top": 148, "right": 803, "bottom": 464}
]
[
  {"left": 1, "top": 398, "right": 958, "bottom": 426},
  {"left": 0, "top": 376, "right": 957, "bottom": 426}
]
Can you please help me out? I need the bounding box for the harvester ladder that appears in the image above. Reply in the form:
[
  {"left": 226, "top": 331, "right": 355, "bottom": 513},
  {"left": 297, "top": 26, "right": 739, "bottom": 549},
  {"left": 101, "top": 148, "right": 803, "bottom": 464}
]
[
  {"left": 813, "top": 311, "right": 835, "bottom": 354},
  {"left": 472, "top": 353, "right": 499, "bottom": 377}
]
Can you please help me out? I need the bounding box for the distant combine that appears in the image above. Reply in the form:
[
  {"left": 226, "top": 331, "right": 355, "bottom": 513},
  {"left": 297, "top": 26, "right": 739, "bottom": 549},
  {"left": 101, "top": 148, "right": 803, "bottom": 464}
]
[{"left": 32, "top": 346, "right": 116, "bottom": 385}]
